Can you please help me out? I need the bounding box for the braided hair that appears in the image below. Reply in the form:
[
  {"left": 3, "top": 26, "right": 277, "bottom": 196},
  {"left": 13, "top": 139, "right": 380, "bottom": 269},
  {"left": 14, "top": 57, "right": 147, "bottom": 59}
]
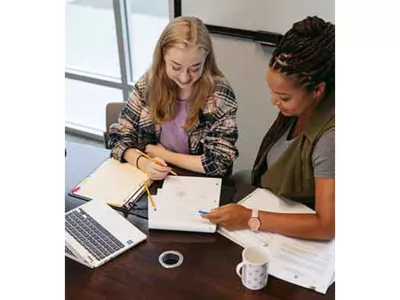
[{"left": 270, "top": 16, "right": 335, "bottom": 93}]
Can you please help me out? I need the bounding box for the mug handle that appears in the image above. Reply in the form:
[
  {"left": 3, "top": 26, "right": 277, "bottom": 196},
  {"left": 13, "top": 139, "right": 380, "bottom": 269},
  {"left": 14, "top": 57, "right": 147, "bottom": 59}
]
[{"left": 236, "top": 262, "right": 244, "bottom": 278}]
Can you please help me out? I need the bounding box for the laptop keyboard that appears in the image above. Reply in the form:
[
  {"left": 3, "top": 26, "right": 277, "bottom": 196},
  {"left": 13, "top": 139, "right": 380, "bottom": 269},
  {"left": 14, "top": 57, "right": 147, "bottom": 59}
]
[{"left": 65, "top": 208, "right": 125, "bottom": 261}]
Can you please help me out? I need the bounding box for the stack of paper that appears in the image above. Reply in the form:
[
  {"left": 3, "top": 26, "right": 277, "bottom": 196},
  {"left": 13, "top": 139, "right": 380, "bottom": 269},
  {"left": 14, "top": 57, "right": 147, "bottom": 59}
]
[
  {"left": 148, "top": 176, "right": 222, "bottom": 233},
  {"left": 218, "top": 188, "right": 335, "bottom": 294}
]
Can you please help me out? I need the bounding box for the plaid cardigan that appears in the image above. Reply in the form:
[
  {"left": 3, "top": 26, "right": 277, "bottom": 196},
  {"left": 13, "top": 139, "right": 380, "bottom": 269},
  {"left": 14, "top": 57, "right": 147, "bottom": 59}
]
[{"left": 109, "top": 73, "right": 239, "bottom": 177}]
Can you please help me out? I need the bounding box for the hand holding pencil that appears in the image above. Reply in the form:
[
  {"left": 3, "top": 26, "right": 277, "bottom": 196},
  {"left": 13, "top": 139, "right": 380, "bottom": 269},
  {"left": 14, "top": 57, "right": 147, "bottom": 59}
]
[{"left": 135, "top": 149, "right": 177, "bottom": 180}]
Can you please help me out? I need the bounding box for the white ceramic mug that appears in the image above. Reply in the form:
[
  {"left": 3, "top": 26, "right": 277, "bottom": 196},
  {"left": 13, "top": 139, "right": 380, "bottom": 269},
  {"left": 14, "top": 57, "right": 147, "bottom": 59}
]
[{"left": 236, "top": 246, "right": 270, "bottom": 290}]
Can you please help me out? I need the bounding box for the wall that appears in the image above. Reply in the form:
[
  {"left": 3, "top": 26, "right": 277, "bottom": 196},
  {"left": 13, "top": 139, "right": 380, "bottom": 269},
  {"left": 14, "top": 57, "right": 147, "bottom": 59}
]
[
  {"left": 182, "top": 0, "right": 335, "bottom": 34},
  {"left": 211, "top": 35, "right": 278, "bottom": 172},
  {"left": 176, "top": 0, "right": 335, "bottom": 172}
]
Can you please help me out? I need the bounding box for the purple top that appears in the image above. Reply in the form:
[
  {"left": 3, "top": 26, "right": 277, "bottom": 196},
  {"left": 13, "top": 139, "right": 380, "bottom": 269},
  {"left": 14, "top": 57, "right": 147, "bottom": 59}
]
[{"left": 160, "top": 100, "right": 190, "bottom": 154}]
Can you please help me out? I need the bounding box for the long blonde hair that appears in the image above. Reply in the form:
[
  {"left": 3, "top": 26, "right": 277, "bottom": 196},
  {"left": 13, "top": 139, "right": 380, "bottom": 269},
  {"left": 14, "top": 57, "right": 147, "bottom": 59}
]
[{"left": 146, "top": 16, "right": 224, "bottom": 129}]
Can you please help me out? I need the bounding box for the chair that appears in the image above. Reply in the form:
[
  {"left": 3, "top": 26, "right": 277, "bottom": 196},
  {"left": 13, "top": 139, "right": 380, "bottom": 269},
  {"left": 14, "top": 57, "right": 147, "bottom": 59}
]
[{"left": 104, "top": 102, "right": 125, "bottom": 149}]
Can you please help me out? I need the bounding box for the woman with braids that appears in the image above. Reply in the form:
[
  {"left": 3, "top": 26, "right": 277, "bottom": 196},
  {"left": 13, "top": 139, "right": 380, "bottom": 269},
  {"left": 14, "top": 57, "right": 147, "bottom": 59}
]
[
  {"left": 109, "top": 17, "right": 239, "bottom": 180},
  {"left": 202, "top": 16, "right": 335, "bottom": 241}
]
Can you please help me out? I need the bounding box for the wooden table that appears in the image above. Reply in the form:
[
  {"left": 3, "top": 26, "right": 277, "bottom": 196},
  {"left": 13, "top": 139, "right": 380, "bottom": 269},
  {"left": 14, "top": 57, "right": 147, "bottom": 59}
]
[{"left": 65, "top": 142, "right": 335, "bottom": 300}]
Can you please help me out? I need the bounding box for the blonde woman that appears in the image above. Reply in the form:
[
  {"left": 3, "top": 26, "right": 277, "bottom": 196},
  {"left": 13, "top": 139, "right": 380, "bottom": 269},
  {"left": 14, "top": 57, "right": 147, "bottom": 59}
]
[{"left": 109, "top": 16, "right": 239, "bottom": 180}]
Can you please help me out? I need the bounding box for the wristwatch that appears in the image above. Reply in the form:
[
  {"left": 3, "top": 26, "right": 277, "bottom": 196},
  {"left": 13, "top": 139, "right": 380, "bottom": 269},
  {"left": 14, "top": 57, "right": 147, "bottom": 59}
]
[{"left": 248, "top": 209, "right": 261, "bottom": 232}]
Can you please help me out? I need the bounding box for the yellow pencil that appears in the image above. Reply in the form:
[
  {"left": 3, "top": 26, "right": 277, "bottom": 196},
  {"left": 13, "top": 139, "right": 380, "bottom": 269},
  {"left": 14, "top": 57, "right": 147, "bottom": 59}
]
[
  {"left": 135, "top": 149, "right": 178, "bottom": 176},
  {"left": 144, "top": 183, "right": 157, "bottom": 211}
]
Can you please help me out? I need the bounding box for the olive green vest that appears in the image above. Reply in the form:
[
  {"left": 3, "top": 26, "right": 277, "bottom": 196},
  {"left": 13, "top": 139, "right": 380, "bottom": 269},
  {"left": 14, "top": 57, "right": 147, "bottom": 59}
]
[{"left": 252, "top": 92, "right": 335, "bottom": 209}]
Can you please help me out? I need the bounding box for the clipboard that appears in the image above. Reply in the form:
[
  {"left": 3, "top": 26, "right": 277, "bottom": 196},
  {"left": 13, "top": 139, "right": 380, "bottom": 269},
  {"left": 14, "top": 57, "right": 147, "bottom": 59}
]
[{"left": 69, "top": 157, "right": 152, "bottom": 210}]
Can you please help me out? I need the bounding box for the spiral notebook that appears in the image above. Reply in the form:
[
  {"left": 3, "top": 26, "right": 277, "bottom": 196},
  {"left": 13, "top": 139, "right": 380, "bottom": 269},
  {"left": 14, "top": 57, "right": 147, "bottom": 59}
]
[
  {"left": 70, "top": 157, "right": 152, "bottom": 210},
  {"left": 148, "top": 176, "right": 222, "bottom": 233}
]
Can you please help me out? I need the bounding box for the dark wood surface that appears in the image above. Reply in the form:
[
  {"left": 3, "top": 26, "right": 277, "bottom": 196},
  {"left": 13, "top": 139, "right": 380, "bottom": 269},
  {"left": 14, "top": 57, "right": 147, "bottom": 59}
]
[{"left": 65, "top": 142, "right": 335, "bottom": 300}]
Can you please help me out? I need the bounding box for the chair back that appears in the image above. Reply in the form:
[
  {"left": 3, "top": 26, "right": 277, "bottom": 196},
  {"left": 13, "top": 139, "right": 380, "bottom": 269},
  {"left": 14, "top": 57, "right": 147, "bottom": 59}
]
[{"left": 104, "top": 102, "right": 125, "bottom": 149}]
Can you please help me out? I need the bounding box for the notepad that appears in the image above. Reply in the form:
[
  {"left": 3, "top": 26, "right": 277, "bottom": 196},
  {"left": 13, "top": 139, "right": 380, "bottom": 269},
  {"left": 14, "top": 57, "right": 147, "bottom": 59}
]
[
  {"left": 70, "top": 158, "right": 152, "bottom": 210},
  {"left": 148, "top": 176, "right": 222, "bottom": 233}
]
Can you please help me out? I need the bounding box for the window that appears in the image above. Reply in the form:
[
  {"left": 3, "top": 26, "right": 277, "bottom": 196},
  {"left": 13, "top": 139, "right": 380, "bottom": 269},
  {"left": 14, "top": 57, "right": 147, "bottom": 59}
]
[
  {"left": 66, "top": 0, "right": 120, "bottom": 79},
  {"left": 65, "top": 79, "right": 123, "bottom": 133},
  {"left": 128, "top": 0, "right": 169, "bottom": 81},
  {"left": 65, "top": 0, "right": 170, "bottom": 138}
]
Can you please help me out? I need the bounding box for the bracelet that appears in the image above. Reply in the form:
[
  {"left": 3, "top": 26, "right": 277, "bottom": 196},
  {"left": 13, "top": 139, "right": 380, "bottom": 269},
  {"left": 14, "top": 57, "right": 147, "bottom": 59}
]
[{"left": 136, "top": 154, "right": 145, "bottom": 169}]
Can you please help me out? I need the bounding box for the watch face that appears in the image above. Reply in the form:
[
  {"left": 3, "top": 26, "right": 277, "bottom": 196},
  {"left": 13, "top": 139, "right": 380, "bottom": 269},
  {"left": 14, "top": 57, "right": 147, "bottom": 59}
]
[{"left": 248, "top": 218, "right": 261, "bottom": 231}]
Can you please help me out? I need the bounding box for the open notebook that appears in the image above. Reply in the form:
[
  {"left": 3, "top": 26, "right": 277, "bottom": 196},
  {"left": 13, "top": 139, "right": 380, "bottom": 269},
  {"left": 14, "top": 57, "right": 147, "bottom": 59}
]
[
  {"left": 70, "top": 158, "right": 152, "bottom": 210},
  {"left": 148, "top": 176, "right": 222, "bottom": 233},
  {"left": 217, "top": 188, "right": 335, "bottom": 294}
]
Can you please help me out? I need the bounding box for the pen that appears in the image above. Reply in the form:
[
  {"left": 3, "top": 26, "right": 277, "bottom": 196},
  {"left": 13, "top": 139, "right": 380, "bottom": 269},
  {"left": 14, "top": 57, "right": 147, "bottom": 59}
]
[
  {"left": 135, "top": 149, "right": 178, "bottom": 176},
  {"left": 198, "top": 210, "right": 209, "bottom": 214},
  {"left": 144, "top": 183, "right": 157, "bottom": 211}
]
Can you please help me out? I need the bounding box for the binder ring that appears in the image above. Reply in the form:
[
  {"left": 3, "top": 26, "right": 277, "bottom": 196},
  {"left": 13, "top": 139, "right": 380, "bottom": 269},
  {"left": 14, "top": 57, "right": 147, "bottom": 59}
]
[{"left": 158, "top": 250, "right": 184, "bottom": 269}]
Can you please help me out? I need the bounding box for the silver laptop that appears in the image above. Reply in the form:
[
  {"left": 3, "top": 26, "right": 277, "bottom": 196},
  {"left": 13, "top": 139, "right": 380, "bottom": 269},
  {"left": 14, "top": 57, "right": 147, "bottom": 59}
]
[{"left": 65, "top": 199, "right": 147, "bottom": 268}]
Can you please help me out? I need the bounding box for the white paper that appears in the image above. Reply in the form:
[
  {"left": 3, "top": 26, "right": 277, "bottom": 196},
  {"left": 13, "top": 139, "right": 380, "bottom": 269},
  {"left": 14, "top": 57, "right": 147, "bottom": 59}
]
[
  {"left": 148, "top": 176, "right": 222, "bottom": 233},
  {"left": 160, "top": 176, "right": 221, "bottom": 204},
  {"left": 239, "top": 188, "right": 315, "bottom": 215},
  {"left": 268, "top": 235, "right": 335, "bottom": 293},
  {"left": 330, "top": 272, "right": 335, "bottom": 285},
  {"left": 148, "top": 196, "right": 216, "bottom": 232},
  {"left": 217, "top": 188, "right": 335, "bottom": 294}
]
